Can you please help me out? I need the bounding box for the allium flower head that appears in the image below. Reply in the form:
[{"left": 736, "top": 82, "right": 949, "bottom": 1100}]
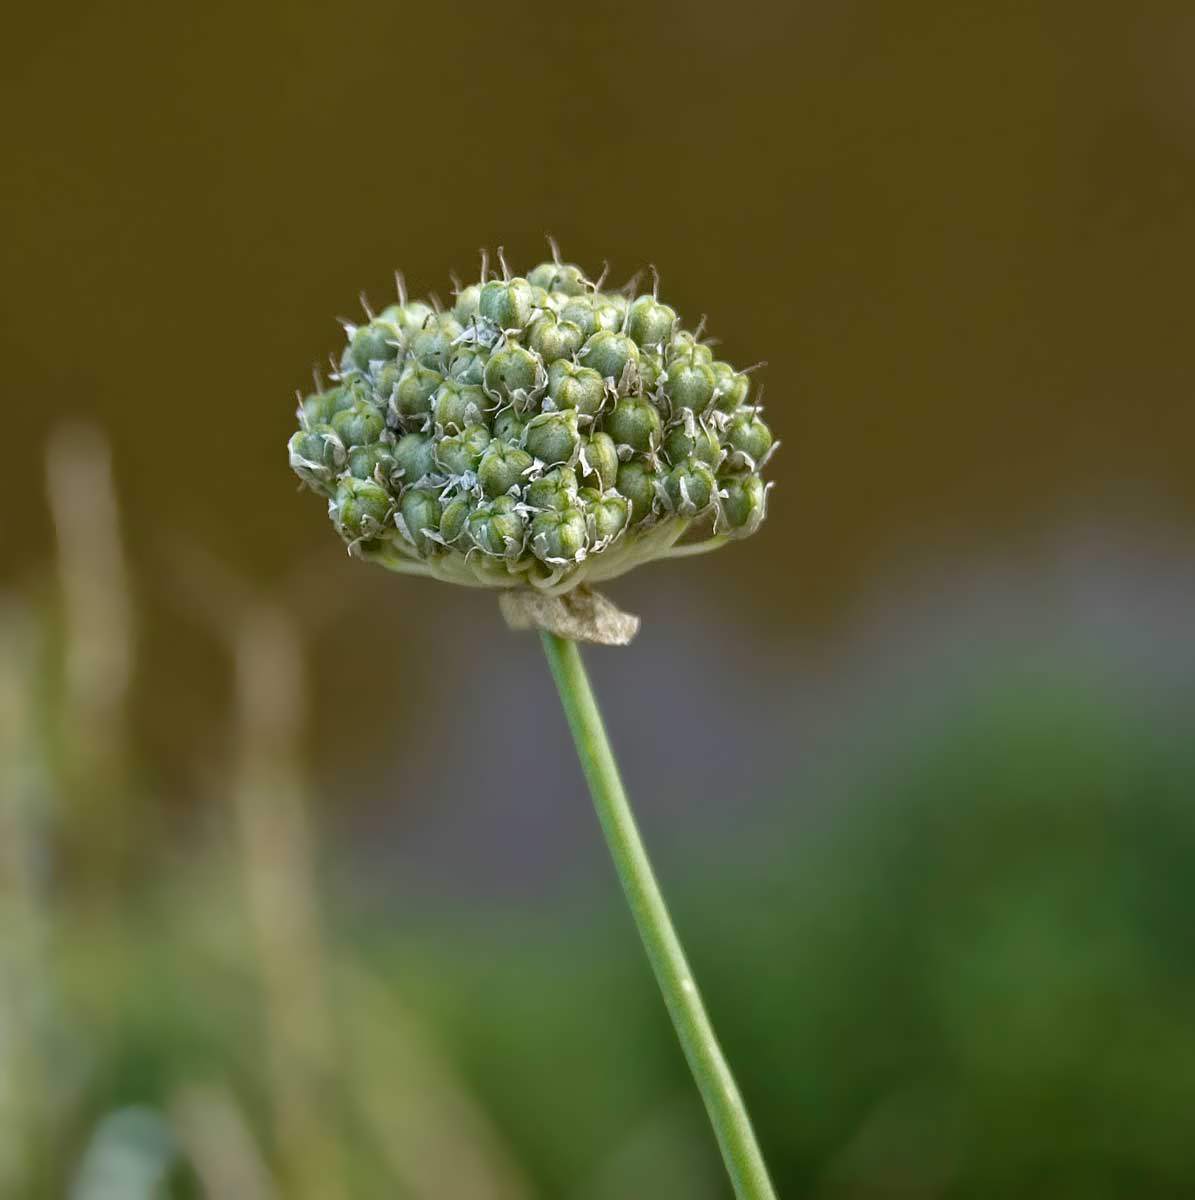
[{"left": 289, "top": 247, "right": 775, "bottom": 596}]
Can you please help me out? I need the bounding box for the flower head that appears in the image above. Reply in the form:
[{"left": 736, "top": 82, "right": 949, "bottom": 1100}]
[{"left": 289, "top": 249, "right": 775, "bottom": 595}]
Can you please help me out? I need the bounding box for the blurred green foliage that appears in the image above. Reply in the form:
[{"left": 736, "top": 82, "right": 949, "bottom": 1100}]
[{"left": 7, "top": 581, "right": 1193, "bottom": 1197}]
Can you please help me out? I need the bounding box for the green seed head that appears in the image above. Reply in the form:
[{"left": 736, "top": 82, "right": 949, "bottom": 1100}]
[{"left": 289, "top": 252, "right": 775, "bottom": 590}]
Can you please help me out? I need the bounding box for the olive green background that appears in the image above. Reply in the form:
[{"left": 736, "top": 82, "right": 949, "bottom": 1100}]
[
  {"left": 5, "top": 0, "right": 1193, "bottom": 650},
  {"left": 4, "top": 3, "right": 1195, "bottom": 1194}
]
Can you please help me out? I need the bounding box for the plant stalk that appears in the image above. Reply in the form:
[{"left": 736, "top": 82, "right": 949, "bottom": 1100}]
[{"left": 540, "top": 632, "right": 777, "bottom": 1200}]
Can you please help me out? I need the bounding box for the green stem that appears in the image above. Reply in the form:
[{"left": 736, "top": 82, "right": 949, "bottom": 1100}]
[{"left": 540, "top": 633, "right": 778, "bottom": 1200}]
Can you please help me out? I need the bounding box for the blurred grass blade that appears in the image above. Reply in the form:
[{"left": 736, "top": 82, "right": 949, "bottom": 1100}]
[{"left": 233, "top": 600, "right": 345, "bottom": 1200}]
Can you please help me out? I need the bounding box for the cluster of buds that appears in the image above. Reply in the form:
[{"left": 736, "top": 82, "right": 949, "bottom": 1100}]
[{"left": 288, "top": 248, "right": 775, "bottom": 595}]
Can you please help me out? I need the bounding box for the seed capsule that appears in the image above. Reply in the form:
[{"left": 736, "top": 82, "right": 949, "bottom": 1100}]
[
  {"left": 347, "top": 442, "right": 397, "bottom": 482},
  {"left": 547, "top": 360, "right": 605, "bottom": 417},
  {"left": 718, "top": 473, "right": 767, "bottom": 533},
  {"left": 724, "top": 412, "right": 773, "bottom": 468},
  {"left": 710, "top": 361, "right": 750, "bottom": 411},
  {"left": 525, "top": 466, "right": 579, "bottom": 512},
  {"left": 399, "top": 487, "right": 443, "bottom": 553},
  {"left": 435, "top": 423, "right": 491, "bottom": 476},
  {"left": 607, "top": 396, "right": 662, "bottom": 453},
  {"left": 531, "top": 506, "right": 589, "bottom": 563},
  {"left": 581, "top": 331, "right": 639, "bottom": 383},
  {"left": 431, "top": 380, "right": 488, "bottom": 433},
  {"left": 484, "top": 341, "right": 541, "bottom": 403},
  {"left": 331, "top": 400, "right": 386, "bottom": 448},
  {"left": 477, "top": 439, "right": 534, "bottom": 498},
  {"left": 392, "top": 432, "right": 438, "bottom": 487},
  {"left": 664, "top": 358, "right": 717, "bottom": 413},
  {"left": 616, "top": 460, "right": 660, "bottom": 524},
  {"left": 331, "top": 477, "right": 392, "bottom": 542},
  {"left": 529, "top": 313, "right": 585, "bottom": 364},
  {"left": 663, "top": 420, "right": 721, "bottom": 468},
  {"left": 626, "top": 295, "right": 677, "bottom": 349},
  {"left": 579, "top": 431, "right": 619, "bottom": 490},
  {"left": 525, "top": 410, "right": 581, "bottom": 465},
  {"left": 409, "top": 314, "right": 463, "bottom": 371},
  {"left": 389, "top": 361, "right": 442, "bottom": 422},
  {"left": 528, "top": 260, "right": 589, "bottom": 296},
  {"left": 288, "top": 426, "right": 345, "bottom": 489},
  {"left": 664, "top": 458, "right": 717, "bottom": 515},
  {"left": 479, "top": 277, "right": 534, "bottom": 330},
  {"left": 345, "top": 320, "right": 401, "bottom": 373}
]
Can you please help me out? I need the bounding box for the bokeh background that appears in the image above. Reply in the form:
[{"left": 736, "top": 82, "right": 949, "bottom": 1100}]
[{"left": 4, "top": 1, "right": 1195, "bottom": 1195}]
